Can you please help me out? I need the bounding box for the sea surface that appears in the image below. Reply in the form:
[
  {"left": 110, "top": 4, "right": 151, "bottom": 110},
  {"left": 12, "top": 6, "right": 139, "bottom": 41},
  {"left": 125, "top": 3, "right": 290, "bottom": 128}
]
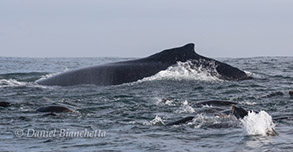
[{"left": 0, "top": 56, "right": 293, "bottom": 152}]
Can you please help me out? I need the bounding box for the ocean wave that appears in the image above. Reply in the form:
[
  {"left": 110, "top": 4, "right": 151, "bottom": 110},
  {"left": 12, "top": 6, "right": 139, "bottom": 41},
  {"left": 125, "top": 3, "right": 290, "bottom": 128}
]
[{"left": 140, "top": 60, "right": 221, "bottom": 82}]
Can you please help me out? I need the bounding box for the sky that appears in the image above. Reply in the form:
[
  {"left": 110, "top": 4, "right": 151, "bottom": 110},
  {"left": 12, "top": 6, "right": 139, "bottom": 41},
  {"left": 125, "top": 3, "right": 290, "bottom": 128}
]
[{"left": 0, "top": 0, "right": 292, "bottom": 58}]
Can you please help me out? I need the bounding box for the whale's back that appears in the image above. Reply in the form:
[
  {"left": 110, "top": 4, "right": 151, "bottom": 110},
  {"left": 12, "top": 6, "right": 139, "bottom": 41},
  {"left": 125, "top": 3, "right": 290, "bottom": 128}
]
[{"left": 36, "top": 43, "right": 250, "bottom": 86}]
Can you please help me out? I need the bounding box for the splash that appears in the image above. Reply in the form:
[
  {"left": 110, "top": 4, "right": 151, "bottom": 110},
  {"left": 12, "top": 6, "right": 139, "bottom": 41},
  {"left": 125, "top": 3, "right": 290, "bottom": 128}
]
[
  {"left": 36, "top": 65, "right": 69, "bottom": 82},
  {"left": 191, "top": 114, "right": 237, "bottom": 128},
  {"left": 141, "top": 60, "right": 221, "bottom": 82},
  {"left": 143, "top": 115, "right": 165, "bottom": 126},
  {"left": 244, "top": 71, "right": 254, "bottom": 77},
  {"left": 0, "top": 79, "right": 49, "bottom": 89},
  {"left": 36, "top": 72, "right": 61, "bottom": 82},
  {"left": 241, "top": 111, "right": 277, "bottom": 136},
  {"left": 0, "top": 79, "right": 26, "bottom": 87},
  {"left": 154, "top": 97, "right": 174, "bottom": 106},
  {"left": 244, "top": 70, "right": 262, "bottom": 79},
  {"left": 239, "top": 101, "right": 257, "bottom": 105},
  {"left": 176, "top": 100, "right": 195, "bottom": 113}
]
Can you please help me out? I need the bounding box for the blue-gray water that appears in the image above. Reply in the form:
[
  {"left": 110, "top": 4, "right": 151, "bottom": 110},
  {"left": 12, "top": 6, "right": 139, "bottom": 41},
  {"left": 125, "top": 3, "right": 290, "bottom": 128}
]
[{"left": 0, "top": 56, "right": 293, "bottom": 152}]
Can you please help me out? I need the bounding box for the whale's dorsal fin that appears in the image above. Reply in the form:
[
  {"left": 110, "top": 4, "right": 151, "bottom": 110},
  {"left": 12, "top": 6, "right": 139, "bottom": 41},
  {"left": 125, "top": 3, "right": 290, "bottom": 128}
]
[{"left": 144, "top": 43, "right": 199, "bottom": 63}]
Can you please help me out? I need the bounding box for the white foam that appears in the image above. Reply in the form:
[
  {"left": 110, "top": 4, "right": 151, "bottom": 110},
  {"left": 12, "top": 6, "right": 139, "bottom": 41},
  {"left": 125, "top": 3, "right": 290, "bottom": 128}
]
[
  {"left": 176, "top": 100, "right": 195, "bottom": 114},
  {"left": 192, "top": 114, "right": 210, "bottom": 128},
  {"left": 0, "top": 79, "right": 50, "bottom": 89},
  {"left": 154, "top": 97, "right": 174, "bottom": 106},
  {"left": 244, "top": 71, "right": 253, "bottom": 77},
  {"left": 244, "top": 71, "right": 262, "bottom": 79},
  {"left": 140, "top": 61, "right": 221, "bottom": 82},
  {"left": 201, "top": 104, "right": 213, "bottom": 108},
  {"left": 143, "top": 115, "right": 165, "bottom": 126},
  {"left": 241, "top": 111, "right": 277, "bottom": 136},
  {"left": 36, "top": 72, "right": 61, "bottom": 82},
  {"left": 0, "top": 79, "right": 26, "bottom": 87},
  {"left": 191, "top": 114, "right": 236, "bottom": 128},
  {"left": 163, "top": 99, "right": 174, "bottom": 106},
  {"left": 239, "top": 101, "right": 257, "bottom": 105}
]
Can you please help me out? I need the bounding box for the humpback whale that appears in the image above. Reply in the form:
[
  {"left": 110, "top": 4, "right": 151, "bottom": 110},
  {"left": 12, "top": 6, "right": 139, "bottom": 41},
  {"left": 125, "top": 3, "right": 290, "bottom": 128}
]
[
  {"left": 166, "top": 105, "right": 278, "bottom": 136},
  {"left": 165, "top": 105, "right": 250, "bottom": 126},
  {"left": 36, "top": 43, "right": 250, "bottom": 86}
]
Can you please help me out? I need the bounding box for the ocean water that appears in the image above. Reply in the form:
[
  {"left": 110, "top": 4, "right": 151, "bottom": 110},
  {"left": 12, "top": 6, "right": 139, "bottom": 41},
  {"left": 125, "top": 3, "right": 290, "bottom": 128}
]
[{"left": 0, "top": 56, "right": 293, "bottom": 152}]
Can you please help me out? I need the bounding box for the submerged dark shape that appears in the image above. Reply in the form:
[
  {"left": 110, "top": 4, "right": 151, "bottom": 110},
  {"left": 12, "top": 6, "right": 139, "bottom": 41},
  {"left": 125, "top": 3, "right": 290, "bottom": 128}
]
[
  {"left": 196, "top": 100, "right": 237, "bottom": 106},
  {"left": 36, "top": 43, "right": 250, "bottom": 86},
  {"left": 263, "top": 91, "right": 284, "bottom": 98},
  {"left": 166, "top": 105, "right": 248, "bottom": 126},
  {"left": 166, "top": 116, "right": 194, "bottom": 126},
  {"left": 42, "top": 112, "right": 58, "bottom": 117},
  {"left": 36, "top": 106, "right": 73, "bottom": 113},
  {"left": 0, "top": 101, "right": 11, "bottom": 107},
  {"left": 273, "top": 113, "right": 293, "bottom": 121},
  {"left": 167, "top": 105, "right": 278, "bottom": 136},
  {"left": 289, "top": 90, "right": 293, "bottom": 96}
]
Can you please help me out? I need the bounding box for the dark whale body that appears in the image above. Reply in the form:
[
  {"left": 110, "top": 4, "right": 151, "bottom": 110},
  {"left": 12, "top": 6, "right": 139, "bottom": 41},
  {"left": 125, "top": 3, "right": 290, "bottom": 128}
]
[
  {"left": 166, "top": 105, "right": 250, "bottom": 126},
  {"left": 36, "top": 43, "right": 250, "bottom": 86},
  {"left": 166, "top": 105, "right": 278, "bottom": 135},
  {"left": 36, "top": 105, "right": 73, "bottom": 113},
  {"left": 196, "top": 100, "right": 237, "bottom": 106},
  {"left": 0, "top": 101, "right": 11, "bottom": 107}
]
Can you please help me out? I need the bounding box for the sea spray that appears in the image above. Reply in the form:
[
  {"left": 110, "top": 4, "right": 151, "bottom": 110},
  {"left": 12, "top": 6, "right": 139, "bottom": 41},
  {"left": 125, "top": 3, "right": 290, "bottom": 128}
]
[
  {"left": 140, "top": 61, "right": 221, "bottom": 82},
  {"left": 191, "top": 114, "right": 237, "bottom": 128},
  {"left": 154, "top": 97, "right": 174, "bottom": 106},
  {"left": 176, "top": 100, "right": 195, "bottom": 113},
  {"left": 0, "top": 79, "right": 26, "bottom": 87},
  {"left": 143, "top": 115, "right": 165, "bottom": 126},
  {"left": 37, "top": 72, "right": 62, "bottom": 82},
  {"left": 0, "top": 79, "right": 50, "bottom": 89},
  {"left": 241, "top": 111, "right": 277, "bottom": 136}
]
